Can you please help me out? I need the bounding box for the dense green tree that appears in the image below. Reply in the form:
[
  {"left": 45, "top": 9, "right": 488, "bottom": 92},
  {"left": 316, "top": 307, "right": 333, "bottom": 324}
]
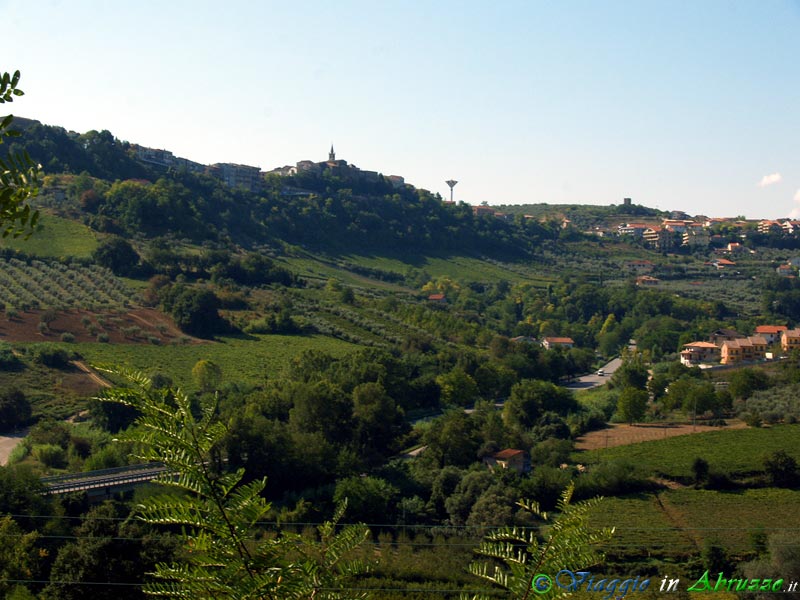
[
  {"left": 503, "top": 379, "right": 577, "bottom": 431},
  {"left": 333, "top": 475, "right": 399, "bottom": 523},
  {"left": 682, "top": 380, "right": 718, "bottom": 416},
  {"left": 91, "top": 235, "right": 140, "bottom": 276},
  {"left": 692, "top": 457, "right": 710, "bottom": 487},
  {"left": 0, "top": 388, "right": 30, "bottom": 431},
  {"left": 423, "top": 409, "right": 480, "bottom": 467},
  {"left": 192, "top": 359, "right": 223, "bottom": 393},
  {"left": 616, "top": 387, "right": 648, "bottom": 424},
  {"left": 0, "top": 516, "right": 40, "bottom": 599},
  {"left": 352, "top": 381, "right": 405, "bottom": 459},
  {"left": 225, "top": 413, "right": 295, "bottom": 492},
  {"left": 466, "top": 485, "right": 518, "bottom": 527},
  {"left": 444, "top": 470, "right": 495, "bottom": 525},
  {"left": 288, "top": 380, "right": 354, "bottom": 446},
  {"left": 610, "top": 359, "right": 649, "bottom": 391},
  {"left": 44, "top": 503, "right": 177, "bottom": 600},
  {"left": 160, "top": 284, "right": 226, "bottom": 338},
  {"left": 435, "top": 367, "right": 480, "bottom": 407},
  {"left": 728, "top": 367, "right": 770, "bottom": 400},
  {"left": 764, "top": 450, "right": 798, "bottom": 487},
  {"left": 0, "top": 465, "right": 46, "bottom": 519}
]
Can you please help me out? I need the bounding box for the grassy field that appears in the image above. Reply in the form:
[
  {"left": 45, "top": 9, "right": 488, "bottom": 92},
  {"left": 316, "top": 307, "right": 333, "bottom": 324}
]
[
  {"left": 591, "top": 488, "right": 800, "bottom": 564},
  {"left": 280, "top": 249, "right": 554, "bottom": 288},
  {"left": 65, "top": 333, "right": 359, "bottom": 391},
  {"left": 577, "top": 425, "right": 800, "bottom": 479},
  {"left": 0, "top": 360, "right": 103, "bottom": 420},
  {"left": 343, "top": 252, "right": 553, "bottom": 285},
  {"left": 0, "top": 213, "right": 99, "bottom": 258}
]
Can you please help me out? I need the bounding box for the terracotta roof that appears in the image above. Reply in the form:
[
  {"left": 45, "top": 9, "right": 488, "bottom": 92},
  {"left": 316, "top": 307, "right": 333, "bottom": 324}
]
[
  {"left": 756, "top": 325, "right": 787, "bottom": 334},
  {"left": 493, "top": 449, "right": 524, "bottom": 460},
  {"left": 427, "top": 294, "right": 446, "bottom": 301},
  {"left": 543, "top": 336, "right": 574, "bottom": 344},
  {"left": 684, "top": 342, "right": 718, "bottom": 348}
]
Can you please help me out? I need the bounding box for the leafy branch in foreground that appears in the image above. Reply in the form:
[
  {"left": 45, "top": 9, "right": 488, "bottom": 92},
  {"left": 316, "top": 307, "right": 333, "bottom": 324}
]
[
  {"left": 97, "top": 368, "right": 371, "bottom": 599},
  {"left": 1, "top": 70, "right": 41, "bottom": 238},
  {"left": 463, "top": 483, "right": 614, "bottom": 600}
]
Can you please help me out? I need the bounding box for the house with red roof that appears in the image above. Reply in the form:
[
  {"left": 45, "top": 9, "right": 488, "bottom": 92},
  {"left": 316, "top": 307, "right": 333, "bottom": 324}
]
[
  {"left": 755, "top": 325, "right": 787, "bottom": 345},
  {"left": 679, "top": 342, "right": 720, "bottom": 367},
  {"left": 541, "top": 337, "right": 575, "bottom": 350}
]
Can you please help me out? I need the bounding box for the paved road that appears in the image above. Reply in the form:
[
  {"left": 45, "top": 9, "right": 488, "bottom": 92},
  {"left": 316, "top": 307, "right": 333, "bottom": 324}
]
[{"left": 564, "top": 356, "right": 622, "bottom": 390}]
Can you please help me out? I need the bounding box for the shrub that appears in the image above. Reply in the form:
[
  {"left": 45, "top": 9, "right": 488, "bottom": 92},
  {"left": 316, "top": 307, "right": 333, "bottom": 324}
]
[
  {"left": 33, "top": 444, "right": 67, "bottom": 469},
  {"left": 692, "top": 457, "right": 709, "bottom": 486},
  {"left": 32, "top": 345, "right": 72, "bottom": 368},
  {"left": 0, "top": 345, "right": 22, "bottom": 371},
  {"left": 97, "top": 332, "right": 110, "bottom": 343},
  {"left": 60, "top": 332, "right": 75, "bottom": 343},
  {"left": 764, "top": 450, "right": 798, "bottom": 487},
  {"left": 148, "top": 336, "right": 161, "bottom": 345},
  {"left": 743, "top": 412, "right": 762, "bottom": 427},
  {"left": 40, "top": 309, "right": 57, "bottom": 325}
]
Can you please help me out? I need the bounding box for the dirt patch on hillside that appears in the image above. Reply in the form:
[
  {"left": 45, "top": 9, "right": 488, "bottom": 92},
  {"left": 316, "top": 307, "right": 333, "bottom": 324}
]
[
  {"left": 0, "top": 428, "right": 28, "bottom": 466},
  {"left": 576, "top": 420, "right": 748, "bottom": 451},
  {"left": 0, "top": 307, "right": 201, "bottom": 345}
]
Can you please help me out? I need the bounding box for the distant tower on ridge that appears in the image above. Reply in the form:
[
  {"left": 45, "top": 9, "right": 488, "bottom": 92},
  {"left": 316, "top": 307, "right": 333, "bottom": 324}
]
[
  {"left": 445, "top": 179, "right": 458, "bottom": 203},
  {"left": 329, "top": 144, "right": 336, "bottom": 161}
]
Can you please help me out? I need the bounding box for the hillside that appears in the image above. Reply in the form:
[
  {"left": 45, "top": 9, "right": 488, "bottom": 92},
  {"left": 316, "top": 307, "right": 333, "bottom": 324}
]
[{"left": 4, "top": 118, "right": 800, "bottom": 598}]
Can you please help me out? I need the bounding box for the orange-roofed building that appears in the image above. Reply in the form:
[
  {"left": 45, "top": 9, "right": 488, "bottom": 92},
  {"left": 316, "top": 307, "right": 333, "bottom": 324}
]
[
  {"left": 541, "top": 336, "right": 575, "bottom": 350},
  {"left": 755, "top": 325, "right": 787, "bottom": 345},
  {"left": 680, "top": 342, "right": 720, "bottom": 367},
  {"left": 720, "top": 336, "right": 768, "bottom": 365},
  {"left": 781, "top": 329, "right": 800, "bottom": 354}
]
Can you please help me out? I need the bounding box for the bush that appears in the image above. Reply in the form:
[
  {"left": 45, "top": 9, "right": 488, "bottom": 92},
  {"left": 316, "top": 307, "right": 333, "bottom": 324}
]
[
  {"left": 692, "top": 457, "right": 709, "bottom": 486},
  {"left": 32, "top": 344, "right": 72, "bottom": 368},
  {"left": 60, "top": 332, "right": 75, "bottom": 343},
  {"left": 97, "top": 333, "right": 109, "bottom": 343},
  {"left": 764, "top": 450, "right": 798, "bottom": 487},
  {"left": 573, "top": 460, "right": 652, "bottom": 498},
  {"left": 0, "top": 345, "right": 22, "bottom": 371},
  {"left": 32, "top": 444, "right": 67, "bottom": 469},
  {"left": 148, "top": 336, "right": 162, "bottom": 345},
  {"left": 742, "top": 412, "right": 762, "bottom": 428}
]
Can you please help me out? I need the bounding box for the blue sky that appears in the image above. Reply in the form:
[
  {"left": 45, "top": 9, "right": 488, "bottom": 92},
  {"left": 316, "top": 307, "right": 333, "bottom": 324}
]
[{"left": 3, "top": 0, "right": 799, "bottom": 218}]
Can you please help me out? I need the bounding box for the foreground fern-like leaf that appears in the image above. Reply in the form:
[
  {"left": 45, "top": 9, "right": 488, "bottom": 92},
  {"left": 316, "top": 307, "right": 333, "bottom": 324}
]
[
  {"left": 463, "top": 483, "right": 614, "bottom": 600},
  {"left": 96, "top": 368, "right": 371, "bottom": 599}
]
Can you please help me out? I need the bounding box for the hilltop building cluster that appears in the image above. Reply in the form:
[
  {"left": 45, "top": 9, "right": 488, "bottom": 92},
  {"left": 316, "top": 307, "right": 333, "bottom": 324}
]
[
  {"left": 680, "top": 326, "right": 800, "bottom": 367},
  {"left": 133, "top": 144, "right": 406, "bottom": 194}
]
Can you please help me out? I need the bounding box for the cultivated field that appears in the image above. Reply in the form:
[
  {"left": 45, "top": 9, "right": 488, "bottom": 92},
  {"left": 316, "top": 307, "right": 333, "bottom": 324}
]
[
  {"left": 577, "top": 424, "right": 800, "bottom": 479},
  {"left": 575, "top": 421, "right": 747, "bottom": 451}
]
